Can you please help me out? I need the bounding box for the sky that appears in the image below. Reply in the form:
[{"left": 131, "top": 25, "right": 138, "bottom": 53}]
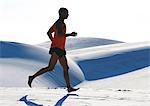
[{"left": 0, "top": 0, "right": 150, "bottom": 44}]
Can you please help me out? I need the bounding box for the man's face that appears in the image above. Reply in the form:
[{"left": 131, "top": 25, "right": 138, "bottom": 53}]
[{"left": 61, "top": 11, "right": 69, "bottom": 19}]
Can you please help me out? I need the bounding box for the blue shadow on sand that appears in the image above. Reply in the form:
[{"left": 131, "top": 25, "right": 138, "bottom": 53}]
[
  {"left": 19, "top": 95, "right": 43, "bottom": 106},
  {"left": 55, "top": 94, "right": 78, "bottom": 106},
  {"left": 19, "top": 94, "right": 78, "bottom": 106}
]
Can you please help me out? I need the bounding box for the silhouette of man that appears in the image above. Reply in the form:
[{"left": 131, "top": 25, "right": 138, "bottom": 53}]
[{"left": 28, "top": 8, "right": 79, "bottom": 92}]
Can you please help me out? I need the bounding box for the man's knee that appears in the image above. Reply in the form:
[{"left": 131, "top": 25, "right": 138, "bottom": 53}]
[
  {"left": 67, "top": 66, "right": 69, "bottom": 70},
  {"left": 63, "top": 65, "right": 69, "bottom": 71},
  {"left": 47, "top": 66, "right": 54, "bottom": 71}
]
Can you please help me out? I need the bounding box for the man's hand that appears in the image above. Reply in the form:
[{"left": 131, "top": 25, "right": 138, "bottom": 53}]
[
  {"left": 47, "top": 32, "right": 53, "bottom": 41},
  {"left": 66, "top": 32, "right": 77, "bottom": 37},
  {"left": 71, "top": 32, "right": 77, "bottom": 36}
]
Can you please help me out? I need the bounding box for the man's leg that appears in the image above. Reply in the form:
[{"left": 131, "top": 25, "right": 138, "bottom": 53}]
[
  {"left": 28, "top": 52, "right": 59, "bottom": 87},
  {"left": 59, "top": 56, "right": 79, "bottom": 92},
  {"left": 59, "top": 56, "right": 70, "bottom": 88}
]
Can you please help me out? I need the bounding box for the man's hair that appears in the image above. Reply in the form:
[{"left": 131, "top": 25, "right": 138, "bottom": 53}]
[{"left": 59, "top": 8, "right": 68, "bottom": 16}]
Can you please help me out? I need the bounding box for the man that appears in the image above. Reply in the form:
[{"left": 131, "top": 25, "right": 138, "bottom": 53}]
[{"left": 28, "top": 8, "right": 79, "bottom": 92}]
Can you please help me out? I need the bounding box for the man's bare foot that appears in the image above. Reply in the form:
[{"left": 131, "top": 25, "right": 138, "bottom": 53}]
[
  {"left": 67, "top": 87, "right": 80, "bottom": 92},
  {"left": 28, "top": 76, "right": 34, "bottom": 88}
]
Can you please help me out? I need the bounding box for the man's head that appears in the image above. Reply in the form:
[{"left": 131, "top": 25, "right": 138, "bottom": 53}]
[{"left": 59, "top": 8, "right": 69, "bottom": 19}]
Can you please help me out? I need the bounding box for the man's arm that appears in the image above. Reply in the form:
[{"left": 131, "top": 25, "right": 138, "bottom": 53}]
[
  {"left": 47, "top": 25, "right": 54, "bottom": 41},
  {"left": 56, "top": 21, "right": 64, "bottom": 37}
]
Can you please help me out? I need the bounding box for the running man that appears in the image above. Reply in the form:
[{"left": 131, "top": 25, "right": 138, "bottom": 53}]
[{"left": 28, "top": 8, "right": 79, "bottom": 92}]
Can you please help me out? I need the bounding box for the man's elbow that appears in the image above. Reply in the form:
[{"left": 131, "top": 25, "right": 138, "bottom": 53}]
[
  {"left": 47, "top": 31, "right": 49, "bottom": 35},
  {"left": 47, "top": 32, "right": 52, "bottom": 36}
]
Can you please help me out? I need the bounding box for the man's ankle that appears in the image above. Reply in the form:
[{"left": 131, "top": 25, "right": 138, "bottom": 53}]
[{"left": 67, "top": 85, "right": 71, "bottom": 89}]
